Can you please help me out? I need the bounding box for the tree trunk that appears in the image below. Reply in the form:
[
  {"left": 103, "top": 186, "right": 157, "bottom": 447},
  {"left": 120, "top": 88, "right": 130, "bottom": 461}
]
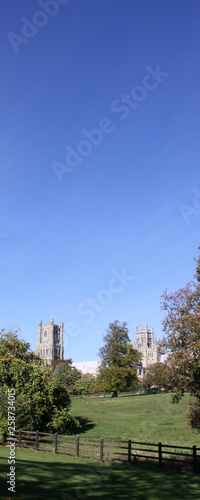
[{"left": 111, "top": 391, "right": 118, "bottom": 397}]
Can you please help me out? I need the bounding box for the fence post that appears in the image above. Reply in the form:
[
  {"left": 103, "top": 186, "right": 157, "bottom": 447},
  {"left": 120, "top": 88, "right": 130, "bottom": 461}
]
[
  {"left": 158, "top": 442, "right": 162, "bottom": 468},
  {"left": 193, "top": 445, "right": 197, "bottom": 473},
  {"left": 100, "top": 438, "right": 103, "bottom": 463},
  {"left": 128, "top": 440, "right": 131, "bottom": 465},
  {"left": 19, "top": 429, "right": 21, "bottom": 448},
  {"left": 76, "top": 436, "right": 79, "bottom": 458},
  {"left": 35, "top": 430, "right": 38, "bottom": 452},
  {"left": 55, "top": 433, "right": 57, "bottom": 454}
]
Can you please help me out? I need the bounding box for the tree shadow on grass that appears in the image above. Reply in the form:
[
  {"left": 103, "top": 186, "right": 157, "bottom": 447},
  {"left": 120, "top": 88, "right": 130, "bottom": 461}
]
[
  {"left": 74, "top": 416, "right": 95, "bottom": 434},
  {"left": 1, "top": 454, "right": 200, "bottom": 500}
]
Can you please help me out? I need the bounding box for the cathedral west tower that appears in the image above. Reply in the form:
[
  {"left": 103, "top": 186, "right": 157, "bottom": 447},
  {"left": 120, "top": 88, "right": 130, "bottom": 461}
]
[{"left": 36, "top": 318, "right": 64, "bottom": 365}]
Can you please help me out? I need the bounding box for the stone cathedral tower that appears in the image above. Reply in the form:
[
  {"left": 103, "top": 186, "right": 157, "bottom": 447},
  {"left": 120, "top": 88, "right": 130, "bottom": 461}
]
[
  {"left": 134, "top": 325, "right": 164, "bottom": 377},
  {"left": 36, "top": 318, "right": 64, "bottom": 365}
]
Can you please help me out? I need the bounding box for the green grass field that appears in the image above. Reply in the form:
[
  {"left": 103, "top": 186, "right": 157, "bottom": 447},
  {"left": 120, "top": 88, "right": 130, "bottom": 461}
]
[
  {"left": 70, "top": 392, "right": 200, "bottom": 446},
  {"left": 1, "top": 446, "right": 200, "bottom": 500},
  {"left": 1, "top": 393, "right": 200, "bottom": 499}
]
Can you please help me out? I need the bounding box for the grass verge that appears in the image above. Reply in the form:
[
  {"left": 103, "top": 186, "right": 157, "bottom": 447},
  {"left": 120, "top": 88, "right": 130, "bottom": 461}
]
[{"left": 1, "top": 446, "right": 200, "bottom": 499}]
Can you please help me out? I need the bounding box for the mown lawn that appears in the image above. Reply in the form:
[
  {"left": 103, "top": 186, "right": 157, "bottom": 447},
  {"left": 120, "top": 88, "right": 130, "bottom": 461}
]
[
  {"left": 70, "top": 392, "right": 200, "bottom": 446},
  {"left": 1, "top": 446, "right": 200, "bottom": 500}
]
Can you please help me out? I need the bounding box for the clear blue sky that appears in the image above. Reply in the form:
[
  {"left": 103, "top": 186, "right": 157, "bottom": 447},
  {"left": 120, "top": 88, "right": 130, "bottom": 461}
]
[{"left": 0, "top": 0, "right": 200, "bottom": 361}]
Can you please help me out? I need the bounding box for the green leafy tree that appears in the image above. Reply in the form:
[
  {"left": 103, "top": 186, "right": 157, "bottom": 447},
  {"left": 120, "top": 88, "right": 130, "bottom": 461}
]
[
  {"left": 0, "top": 387, "right": 8, "bottom": 442},
  {"left": 161, "top": 245, "right": 200, "bottom": 430},
  {"left": 142, "top": 362, "right": 168, "bottom": 392},
  {"left": 0, "top": 331, "right": 80, "bottom": 439},
  {"left": 74, "top": 373, "right": 96, "bottom": 395},
  {"left": 51, "top": 359, "right": 81, "bottom": 394},
  {"left": 0, "top": 331, "right": 41, "bottom": 390},
  {"left": 95, "top": 321, "right": 141, "bottom": 396},
  {"left": 14, "top": 364, "right": 78, "bottom": 433}
]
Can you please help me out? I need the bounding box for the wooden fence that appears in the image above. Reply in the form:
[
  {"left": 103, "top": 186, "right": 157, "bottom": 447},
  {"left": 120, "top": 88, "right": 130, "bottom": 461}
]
[{"left": 7, "top": 430, "right": 200, "bottom": 473}]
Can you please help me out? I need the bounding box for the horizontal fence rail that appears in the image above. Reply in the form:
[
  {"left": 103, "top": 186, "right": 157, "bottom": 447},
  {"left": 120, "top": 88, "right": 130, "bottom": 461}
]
[{"left": 6, "top": 430, "right": 200, "bottom": 473}]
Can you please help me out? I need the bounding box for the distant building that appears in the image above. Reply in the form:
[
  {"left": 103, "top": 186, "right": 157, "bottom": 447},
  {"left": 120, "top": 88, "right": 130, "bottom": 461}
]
[
  {"left": 134, "top": 325, "right": 165, "bottom": 377},
  {"left": 35, "top": 320, "right": 165, "bottom": 376},
  {"left": 72, "top": 360, "right": 100, "bottom": 376},
  {"left": 36, "top": 318, "right": 64, "bottom": 365}
]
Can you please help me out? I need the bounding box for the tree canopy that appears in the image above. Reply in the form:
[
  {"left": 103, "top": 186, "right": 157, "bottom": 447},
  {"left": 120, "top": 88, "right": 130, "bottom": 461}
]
[
  {"left": 51, "top": 360, "right": 95, "bottom": 395},
  {"left": 51, "top": 359, "right": 81, "bottom": 394},
  {"left": 142, "top": 362, "right": 168, "bottom": 392},
  {"left": 0, "top": 331, "right": 79, "bottom": 440},
  {"left": 74, "top": 373, "right": 96, "bottom": 395},
  {"left": 0, "top": 331, "right": 40, "bottom": 390},
  {"left": 95, "top": 321, "right": 141, "bottom": 396},
  {"left": 161, "top": 245, "right": 200, "bottom": 430}
]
